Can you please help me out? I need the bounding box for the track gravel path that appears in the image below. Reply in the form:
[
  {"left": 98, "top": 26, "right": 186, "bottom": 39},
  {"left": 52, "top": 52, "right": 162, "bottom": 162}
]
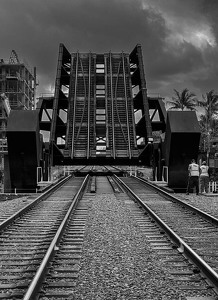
[
  {"left": 176, "top": 193, "right": 218, "bottom": 218},
  {"left": 1, "top": 185, "right": 218, "bottom": 299},
  {"left": 0, "top": 194, "right": 37, "bottom": 223},
  {"left": 66, "top": 177, "right": 181, "bottom": 300}
]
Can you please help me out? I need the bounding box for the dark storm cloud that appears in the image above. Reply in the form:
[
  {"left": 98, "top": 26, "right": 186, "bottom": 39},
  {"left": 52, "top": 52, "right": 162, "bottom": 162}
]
[
  {"left": 200, "top": 0, "right": 218, "bottom": 44},
  {"left": 140, "top": 0, "right": 218, "bottom": 99},
  {"left": 0, "top": 0, "right": 217, "bottom": 100},
  {"left": 147, "top": 41, "right": 204, "bottom": 79},
  {"left": 0, "top": 0, "right": 166, "bottom": 94}
]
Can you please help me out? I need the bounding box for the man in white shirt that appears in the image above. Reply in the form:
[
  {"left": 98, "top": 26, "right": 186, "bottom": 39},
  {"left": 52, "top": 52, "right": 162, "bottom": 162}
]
[{"left": 186, "top": 159, "right": 200, "bottom": 195}]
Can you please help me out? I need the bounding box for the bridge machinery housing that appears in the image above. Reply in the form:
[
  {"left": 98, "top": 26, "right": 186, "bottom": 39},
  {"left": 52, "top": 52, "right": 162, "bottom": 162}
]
[{"left": 6, "top": 44, "right": 201, "bottom": 192}]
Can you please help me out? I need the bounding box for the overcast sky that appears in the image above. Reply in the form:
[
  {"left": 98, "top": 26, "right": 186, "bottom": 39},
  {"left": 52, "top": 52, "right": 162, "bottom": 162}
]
[{"left": 1, "top": 0, "right": 218, "bottom": 103}]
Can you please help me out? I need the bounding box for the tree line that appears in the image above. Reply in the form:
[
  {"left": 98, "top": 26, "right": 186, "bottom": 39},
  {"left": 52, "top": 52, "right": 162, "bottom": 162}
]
[{"left": 167, "top": 88, "right": 218, "bottom": 153}]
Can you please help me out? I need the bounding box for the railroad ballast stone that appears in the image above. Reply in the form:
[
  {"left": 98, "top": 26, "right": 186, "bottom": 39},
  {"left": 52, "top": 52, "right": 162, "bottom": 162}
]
[
  {"left": 1, "top": 190, "right": 218, "bottom": 299},
  {"left": 70, "top": 193, "right": 181, "bottom": 299},
  {"left": 0, "top": 195, "right": 35, "bottom": 223},
  {"left": 177, "top": 193, "right": 218, "bottom": 219}
]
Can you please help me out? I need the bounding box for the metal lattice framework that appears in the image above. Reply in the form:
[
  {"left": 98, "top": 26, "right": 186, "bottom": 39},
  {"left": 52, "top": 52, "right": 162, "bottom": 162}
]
[
  {"left": 37, "top": 44, "right": 167, "bottom": 166},
  {"left": 6, "top": 44, "right": 201, "bottom": 192}
]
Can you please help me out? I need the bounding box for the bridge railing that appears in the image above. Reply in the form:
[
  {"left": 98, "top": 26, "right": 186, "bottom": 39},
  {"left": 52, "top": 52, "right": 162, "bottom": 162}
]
[{"left": 209, "top": 181, "right": 218, "bottom": 193}]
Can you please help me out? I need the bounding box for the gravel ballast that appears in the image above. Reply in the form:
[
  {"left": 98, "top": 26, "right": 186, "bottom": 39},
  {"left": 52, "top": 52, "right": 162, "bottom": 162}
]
[
  {"left": 70, "top": 192, "right": 182, "bottom": 300},
  {"left": 1, "top": 190, "right": 218, "bottom": 299},
  {"left": 176, "top": 192, "right": 218, "bottom": 218},
  {"left": 0, "top": 194, "right": 37, "bottom": 221}
]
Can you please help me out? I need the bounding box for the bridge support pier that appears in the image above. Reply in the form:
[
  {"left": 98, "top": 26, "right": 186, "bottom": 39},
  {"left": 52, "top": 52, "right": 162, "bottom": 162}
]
[
  {"left": 162, "top": 111, "right": 201, "bottom": 191},
  {"left": 7, "top": 110, "right": 42, "bottom": 193}
]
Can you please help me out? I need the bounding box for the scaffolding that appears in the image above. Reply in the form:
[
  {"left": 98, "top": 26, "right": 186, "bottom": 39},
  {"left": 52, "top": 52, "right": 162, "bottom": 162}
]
[
  {"left": 0, "top": 50, "right": 37, "bottom": 192},
  {"left": 0, "top": 50, "right": 36, "bottom": 110}
]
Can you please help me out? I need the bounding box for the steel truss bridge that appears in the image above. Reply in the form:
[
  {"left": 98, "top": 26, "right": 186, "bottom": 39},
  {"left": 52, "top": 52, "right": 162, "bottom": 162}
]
[
  {"left": 6, "top": 44, "right": 201, "bottom": 192},
  {"left": 38, "top": 44, "right": 162, "bottom": 166}
]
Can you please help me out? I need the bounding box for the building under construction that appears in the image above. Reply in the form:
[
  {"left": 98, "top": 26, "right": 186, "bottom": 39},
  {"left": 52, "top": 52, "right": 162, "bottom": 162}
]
[{"left": 0, "top": 50, "right": 36, "bottom": 191}]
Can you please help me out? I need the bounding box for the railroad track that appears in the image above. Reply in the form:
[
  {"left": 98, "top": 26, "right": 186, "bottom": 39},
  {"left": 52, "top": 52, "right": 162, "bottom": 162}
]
[
  {"left": 0, "top": 175, "right": 88, "bottom": 299},
  {"left": 0, "top": 195, "right": 38, "bottom": 224},
  {"left": 116, "top": 175, "right": 218, "bottom": 295},
  {"left": 0, "top": 174, "right": 218, "bottom": 299},
  {"left": 74, "top": 165, "right": 124, "bottom": 176}
]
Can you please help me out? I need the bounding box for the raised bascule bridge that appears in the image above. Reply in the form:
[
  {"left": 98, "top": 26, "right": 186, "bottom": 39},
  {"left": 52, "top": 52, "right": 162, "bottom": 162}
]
[
  {"left": 40, "top": 44, "right": 153, "bottom": 166},
  {"left": 6, "top": 44, "right": 201, "bottom": 192}
]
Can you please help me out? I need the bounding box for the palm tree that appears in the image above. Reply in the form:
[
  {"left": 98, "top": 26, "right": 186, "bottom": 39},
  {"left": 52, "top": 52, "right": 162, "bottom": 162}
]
[
  {"left": 198, "top": 90, "right": 218, "bottom": 159},
  {"left": 197, "top": 90, "right": 218, "bottom": 121},
  {"left": 167, "top": 88, "right": 197, "bottom": 111}
]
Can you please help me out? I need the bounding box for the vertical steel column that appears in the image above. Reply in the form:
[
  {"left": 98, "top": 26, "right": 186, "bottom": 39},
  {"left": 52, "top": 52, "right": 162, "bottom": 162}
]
[
  {"left": 50, "top": 44, "right": 64, "bottom": 165},
  {"left": 136, "top": 44, "right": 152, "bottom": 140},
  {"left": 71, "top": 52, "right": 79, "bottom": 159},
  {"left": 65, "top": 55, "right": 73, "bottom": 151},
  {"left": 122, "top": 52, "right": 131, "bottom": 159},
  {"left": 109, "top": 52, "right": 116, "bottom": 158},
  {"left": 33, "top": 67, "right": 37, "bottom": 109},
  {"left": 105, "top": 55, "right": 109, "bottom": 149},
  {"left": 127, "top": 55, "right": 138, "bottom": 149},
  {"left": 93, "top": 54, "right": 96, "bottom": 151},
  {"left": 87, "top": 52, "right": 91, "bottom": 159}
]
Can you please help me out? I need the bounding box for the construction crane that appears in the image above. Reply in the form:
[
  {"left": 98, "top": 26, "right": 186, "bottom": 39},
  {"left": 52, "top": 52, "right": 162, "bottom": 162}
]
[{"left": 9, "top": 50, "right": 20, "bottom": 64}]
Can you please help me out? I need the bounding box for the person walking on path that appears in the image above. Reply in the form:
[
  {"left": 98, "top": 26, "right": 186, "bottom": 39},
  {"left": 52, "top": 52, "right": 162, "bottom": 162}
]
[
  {"left": 186, "top": 159, "right": 200, "bottom": 195},
  {"left": 200, "top": 161, "right": 210, "bottom": 193}
]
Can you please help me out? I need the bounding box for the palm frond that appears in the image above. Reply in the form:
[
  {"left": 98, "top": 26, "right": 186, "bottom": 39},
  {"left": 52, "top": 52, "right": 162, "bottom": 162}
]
[{"left": 169, "top": 88, "right": 197, "bottom": 111}]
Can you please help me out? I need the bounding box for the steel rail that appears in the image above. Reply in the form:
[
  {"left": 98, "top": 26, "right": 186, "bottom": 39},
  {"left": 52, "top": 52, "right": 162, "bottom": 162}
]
[
  {"left": 0, "top": 174, "right": 73, "bottom": 232},
  {"left": 127, "top": 57, "right": 138, "bottom": 149},
  {"left": 105, "top": 55, "right": 109, "bottom": 149},
  {"left": 114, "top": 175, "right": 218, "bottom": 291},
  {"left": 71, "top": 51, "right": 79, "bottom": 158},
  {"left": 75, "top": 57, "right": 87, "bottom": 142},
  {"left": 108, "top": 175, "right": 125, "bottom": 193},
  {"left": 122, "top": 52, "right": 131, "bottom": 159},
  {"left": 134, "top": 175, "right": 218, "bottom": 226},
  {"left": 111, "top": 165, "right": 124, "bottom": 171},
  {"left": 111, "top": 175, "right": 125, "bottom": 193},
  {"left": 23, "top": 174, "right": 90, "bottom": 300},
  {"left": 109, "top": 52, "right": 116, "bottom": 159},
  {"left": 74, "top": 165, "right": 87, "bottom": 171},
  {"left": 65, "top": 53, "right": 74, "bottom": 149},
  {"left": 107, "top": 176, "right": 121, "bottom": 193},
  {"left": 114, "top": 61, "right": 127, "bottom": 144},
  {"left": 103, "top": 165, "right": 115, "bottom": 172}
]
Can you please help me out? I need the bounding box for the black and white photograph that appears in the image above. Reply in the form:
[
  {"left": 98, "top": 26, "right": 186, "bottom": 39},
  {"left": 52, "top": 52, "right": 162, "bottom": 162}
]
[{"left": 0, "top": 1, "right": 218, "bottom": 299}]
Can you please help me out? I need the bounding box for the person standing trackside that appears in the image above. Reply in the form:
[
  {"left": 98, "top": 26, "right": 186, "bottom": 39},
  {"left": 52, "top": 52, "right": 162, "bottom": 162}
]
[
  {"left": 186, "top": 159, "right": 200, "bottom": 195},
  {"left": 200, "top": 161, "right": 210, "bottom": 193}
]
